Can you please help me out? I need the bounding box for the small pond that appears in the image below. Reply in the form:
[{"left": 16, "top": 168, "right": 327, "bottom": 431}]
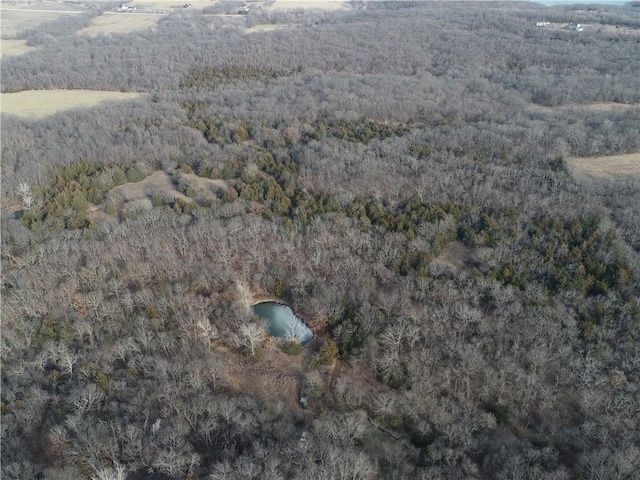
[{"left": 252, "top": 302, "right": 314, "bottom": 345}]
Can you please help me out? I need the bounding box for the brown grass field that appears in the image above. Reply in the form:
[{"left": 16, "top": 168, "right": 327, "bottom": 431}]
[
  {"left": 182, "top": 173, "right": 229, "bottom": 196},
  {"left": 0, "top": 90, "right": 144, "bottom": 119},
  {"left": 1, "top": 39, "right": 36, "bottom": 57},
  {"left": 567, "top": 153, "right": 640, "bottom": 178},
  {"left": 78, "top": 13, "right": 162, "bottom": 36}
]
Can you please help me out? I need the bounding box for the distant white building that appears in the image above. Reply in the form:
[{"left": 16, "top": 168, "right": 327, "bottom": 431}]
[
  {"left": 536, "top": 21, "right": 550, "bottom": 27},
  {"left": 567, "top": 22, "right": 584, "bottom": 32}
]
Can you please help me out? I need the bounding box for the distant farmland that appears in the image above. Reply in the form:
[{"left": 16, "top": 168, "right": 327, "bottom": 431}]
[
  {"left": 0, "top": 3, "right": 85, "bottom": 38},
  {"left": 78, "top": 13, "right": 162, "bottom": 36}
]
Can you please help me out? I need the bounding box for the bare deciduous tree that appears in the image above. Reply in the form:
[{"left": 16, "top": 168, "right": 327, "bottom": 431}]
[{"left": 234, "top": 322, "right": 266, "bottom": 357}]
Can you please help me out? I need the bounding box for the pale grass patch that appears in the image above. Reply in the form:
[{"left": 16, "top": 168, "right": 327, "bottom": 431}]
[
  {"left": 0, "top": 90, "right": 144, "bottom": 119},
  {"left": 567, "top": 153, "right": 640, "bottom": 178},
  {"left": 182, "top": 173, "right": 229, "bottom": 196},
  {"left": 244, "top": 24, "right": 291, "bottom": 34},
  {"left": 429, "top": 241, "right": 473, "bottom": 276},
  {"left": 529, "top": 102, "right": 638, "bottom": 113},
  {"left": 1, "top": 39, "right": 36, "bottom": 57},
  {"left": 108, "top": 171, "right": 192, "bottom": 204},
  {"left": 107, "top": 170, "right": 228, "bottom": 209},
  {"left": 558, "top": 102, "right": 638, "bottom": 112},
  {"left": 78, "top": 13, "right": 162, "bottom": 36}
]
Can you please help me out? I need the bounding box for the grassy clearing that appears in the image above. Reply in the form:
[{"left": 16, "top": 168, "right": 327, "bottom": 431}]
[
  {"left": 218, "top": 337, "right": 313, "bottom": 411},
  {"left": 0, "top": 90, "right": 144, "bottom": 119},
  {"left": 529, "top": 102, "right": 638, "bottom": 113},
  {"left": 78, "top": 13, "right": 162, "bottom": 36},
  {"left": 108, "top": 171, "right": 192, "bottom": 204},
  {"left": 244, "top": 24, "right": 291, "bottom": 34},
  {"left": 106, "top": 170, "right": 231, "bottom": 211},
  {"left": 559, "top": 102, "right": 638, "bottom": 112},
  {"left": 106, "top": 170, "right": 227, "bottom": 204},
  {"left": 567, "top": 153, "right": 640, "bottom": 178},
  {"left": 429, "top": 241, "right": 473, "bottom": 276},
  {"left": 1, "top": 39, "right": 36, "bottom": 57},
  {"left": 88, "top": 168, "right": 237, "bottom": 227},
  {"left": 0, "top": 3, "right": 83, "bottom": 38},
  {"left": 182, "top": 173, "right": 229, "bottom": 197}
]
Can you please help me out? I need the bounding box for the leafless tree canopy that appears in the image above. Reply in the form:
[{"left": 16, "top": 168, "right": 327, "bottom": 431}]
[{"left": 2, "top": 1, "right": 639, "bottom": 479}]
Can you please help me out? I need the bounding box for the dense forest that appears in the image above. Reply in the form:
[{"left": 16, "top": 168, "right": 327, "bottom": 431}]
[{"left": 2, "top": 1, "right": 639, "bottom": 479}]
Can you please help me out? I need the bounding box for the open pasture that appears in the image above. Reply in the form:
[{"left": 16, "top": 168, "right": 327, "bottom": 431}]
[
  {"left": 568, "top": 153, "right": 640, "bottom": 178},
  {"left": 1, "top": 39, "right": 35, "bottom": 57},
  {"left": 78, "top": 12, "right": 162, "bottom": 36},
  {"left": 0, "top": 2, "right": 85, "bottom": 38},
  {"left": 0, "top": 89, "right": 143, "bottom": 119}
]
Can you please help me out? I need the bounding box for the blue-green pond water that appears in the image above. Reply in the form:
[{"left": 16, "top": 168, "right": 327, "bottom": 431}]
[{"left": 252, "top": 302, "right": 313, "bottom": 345}]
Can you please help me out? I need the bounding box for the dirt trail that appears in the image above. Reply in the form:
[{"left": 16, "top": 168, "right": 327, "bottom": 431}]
[{"left": 326, "top": 358, "right": 341, "bottom": 406}]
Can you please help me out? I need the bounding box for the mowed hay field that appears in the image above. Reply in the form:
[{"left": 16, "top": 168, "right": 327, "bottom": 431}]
[
  {"left": 0, "top": 90, "right": 144, "bottom": 119},
  {"left": 78, "top": 13, "right": 162, "bottom": 36},
  {"left": 568, "top": 153, "right": 640, "bottom": 178},
  {"left": 1, "top": 39, "right": 36, "bottom": 58}
]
